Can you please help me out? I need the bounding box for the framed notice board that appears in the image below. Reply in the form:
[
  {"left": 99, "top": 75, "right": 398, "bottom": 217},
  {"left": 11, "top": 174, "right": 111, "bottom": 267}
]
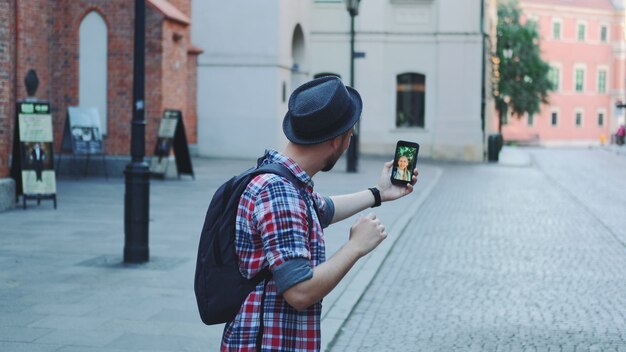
[
  {"left": 10, "top": 101, "right": 57, "bottom": 209},
  {"left": 149, "top": 109, "right": 194, "bottom": 179},
  {"left": 66, "top": 107, "right": 104, "bottom": 155},
  {"left": 59, "top": 107, "right": 108, "bottom": 178}
]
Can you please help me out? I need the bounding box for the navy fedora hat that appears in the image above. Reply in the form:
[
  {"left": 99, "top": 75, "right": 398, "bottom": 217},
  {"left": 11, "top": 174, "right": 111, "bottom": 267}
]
[{"left": 283, "top": 76, "right": 362, "bottom": 145}]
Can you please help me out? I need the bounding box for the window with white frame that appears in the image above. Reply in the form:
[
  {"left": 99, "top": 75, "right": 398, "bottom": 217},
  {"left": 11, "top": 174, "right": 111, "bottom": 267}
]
[
  {"left": 597, "top": 69, "right": 607, "bottom": 93},
  {"left": 552, "top": 20, "right": 562, "bottom": 40},
  {"left": 575, "top": 110, "right": 583, "bottom": 127},
  {"left": 551, "top": 111, "right": 558, "bottom": 126},
  {"left": 549, "top": 66, "right": 560, "bottom": 92},
  {"left": 575, "top": 67, "right": 585, "bottom": 92},
  {"left": 577, "top": 22, "right": 586, "bottom": 41},
  {"left": 527, "top": 114, "right": 534, "bottom": 126},
  {"left": 600, "top": 25, "right": 608, "bottom": 42},
  {"left": 598, "top": 111, "right": 605, "bottom": 126}
]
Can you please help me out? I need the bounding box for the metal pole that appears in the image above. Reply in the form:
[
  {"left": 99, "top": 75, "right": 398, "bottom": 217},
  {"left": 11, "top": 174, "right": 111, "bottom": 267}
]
[
  {"left": 346, "top": 13, "right": 358, "bottom": 172},
  {"left": 124, "top": 0, "right": 150, "bottom": 263}
]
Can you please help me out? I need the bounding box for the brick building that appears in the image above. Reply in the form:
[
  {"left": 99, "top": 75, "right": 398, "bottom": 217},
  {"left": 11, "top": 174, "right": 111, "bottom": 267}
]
[{"left": 0, "top": 0, "right": 200, "bottom": 209}]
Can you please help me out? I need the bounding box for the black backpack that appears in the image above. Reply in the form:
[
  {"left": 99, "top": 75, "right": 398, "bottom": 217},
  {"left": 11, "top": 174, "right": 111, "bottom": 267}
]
[{"left": 194, "top": 162, "right": 312, "bottom": 325}]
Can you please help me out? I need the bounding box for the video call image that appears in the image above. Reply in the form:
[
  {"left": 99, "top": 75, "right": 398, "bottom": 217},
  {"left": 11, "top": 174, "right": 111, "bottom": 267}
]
[{"left": 392, "top": 147, "right": 416, "bottom": 182}]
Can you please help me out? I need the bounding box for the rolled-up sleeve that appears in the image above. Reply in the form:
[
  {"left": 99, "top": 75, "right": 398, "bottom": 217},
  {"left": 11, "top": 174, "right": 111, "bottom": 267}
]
[{"left": 273, "top": 258, "right": 313, "bottom": 294}]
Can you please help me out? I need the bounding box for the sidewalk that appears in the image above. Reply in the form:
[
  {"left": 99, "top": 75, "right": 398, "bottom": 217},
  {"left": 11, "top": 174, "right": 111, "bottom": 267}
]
[
  {"left": 0, "top": 155, "right": 441, "bottom": 352},
  {"left": 603, "top": 143, "right": 626, "bottom": 157}
]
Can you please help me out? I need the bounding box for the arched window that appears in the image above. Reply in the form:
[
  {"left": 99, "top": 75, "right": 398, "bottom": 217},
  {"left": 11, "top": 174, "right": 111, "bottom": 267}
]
[
  {"left": 79, "top": 11, "right": 108, "bottom": 134},
  {"left": 396, "top": 73, "right": 425, "bottom": 128},
  {"left": 291, "top": 24, "right": 306, "bottom": 90}
]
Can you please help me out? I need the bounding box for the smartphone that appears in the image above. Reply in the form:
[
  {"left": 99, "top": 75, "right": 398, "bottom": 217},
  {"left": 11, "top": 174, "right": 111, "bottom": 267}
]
[{"left": 390, "top": 140, "right": 419, "bottom": 186}]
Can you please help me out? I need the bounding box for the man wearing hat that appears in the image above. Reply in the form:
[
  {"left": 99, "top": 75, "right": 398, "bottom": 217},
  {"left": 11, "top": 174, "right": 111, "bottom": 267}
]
[{"left": 221, "top": 76, "right": 418, "bottom": 351}]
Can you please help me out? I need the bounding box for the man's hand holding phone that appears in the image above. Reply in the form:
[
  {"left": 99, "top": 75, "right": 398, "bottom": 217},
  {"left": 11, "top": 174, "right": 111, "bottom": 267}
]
[{"left": 377, "top": 160, "right": 418, "bottom": 202}]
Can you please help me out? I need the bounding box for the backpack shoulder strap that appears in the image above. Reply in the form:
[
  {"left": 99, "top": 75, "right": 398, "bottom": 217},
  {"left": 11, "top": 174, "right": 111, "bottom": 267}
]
[
  {"left": 251, "top": 163, "right": 317, "bottom": 223},
  {"left": 252, "top": 163, "right": 302, "bottom": 189}
]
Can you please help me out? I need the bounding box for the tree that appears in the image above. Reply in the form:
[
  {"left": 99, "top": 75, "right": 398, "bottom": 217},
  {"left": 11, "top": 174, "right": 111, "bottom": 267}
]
[{"left": 495, "top": 0, "right": 553, "bottom": 132}]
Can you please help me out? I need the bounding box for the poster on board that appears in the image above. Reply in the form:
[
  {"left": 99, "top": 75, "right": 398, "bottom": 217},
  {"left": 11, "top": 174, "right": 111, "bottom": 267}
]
[
  {"left": 13, "top": 101, "right": 57, "bottom": 202},
  {"left": 67, "top": 107, "right": 104, "bottom": 155},
  {"left": 149, "top": 111, "right": 178, "bottom": 176},
  {"left": 149, "top": 109, "right": 194, "bottom": 179}
]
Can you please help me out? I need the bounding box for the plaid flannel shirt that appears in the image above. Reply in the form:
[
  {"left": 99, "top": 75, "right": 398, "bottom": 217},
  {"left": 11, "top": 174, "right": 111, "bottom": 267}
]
[{"left": 221, "top": 149, "right": 334, "bottom": 352}]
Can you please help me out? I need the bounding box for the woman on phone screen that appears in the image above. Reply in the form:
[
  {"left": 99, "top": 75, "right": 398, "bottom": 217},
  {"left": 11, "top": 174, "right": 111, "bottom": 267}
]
[{"left": 393, "top": 155, "right": 411, "bottom": 181}]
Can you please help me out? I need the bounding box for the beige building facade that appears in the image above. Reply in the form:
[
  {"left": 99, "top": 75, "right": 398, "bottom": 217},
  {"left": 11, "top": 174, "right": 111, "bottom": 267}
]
[{"left": 192, "top": 0, "right": 497, "bottom": 162}]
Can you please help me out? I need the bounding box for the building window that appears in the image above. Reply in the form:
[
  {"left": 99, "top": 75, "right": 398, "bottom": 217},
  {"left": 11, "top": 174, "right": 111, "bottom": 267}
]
[
  {"left": 527, "top": 114, "right": 534, "bottom": 126},
  {"left": 79, "top": 11, "right": 108, "bottom": 134},
  {"left": 575, "top": 68, "right": 585, "bottom": 92},
  {"left": 396, "top": 73, "right": 426, "bottom": 128},
  {"left": 598, "top": 112, "right": 605, "bottom": 126},
  {"left": 598, "top": 70, "right": 607, "bottom": 93},
  {"left": 600, "top": 25, "right": 608, "bottom": 42},
  {"left": 549, "top": 66, "right": 560, "bottom": 91},
  {"left": 551, "top": 112, "right": 558, "bottom": 126},
  {"left": 577, "top": 23, "right": 586, "bottom": 41},
  {"left": 552, "top": 21, "right": 561, "bottom": 40},
  {"left": 575, "top": 111, "right": 583, "bottom": 127}
]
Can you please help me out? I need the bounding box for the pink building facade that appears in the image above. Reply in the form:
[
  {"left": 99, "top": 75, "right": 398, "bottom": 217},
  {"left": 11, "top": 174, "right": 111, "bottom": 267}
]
[{"left": 500, "top": 0, "right": 625, "bottom": 146}]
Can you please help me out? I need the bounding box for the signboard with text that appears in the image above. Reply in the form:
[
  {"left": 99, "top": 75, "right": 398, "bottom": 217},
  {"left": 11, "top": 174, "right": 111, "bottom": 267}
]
[
  {"left": 10, "top": 101, "right": 58, "bottom": 208},
  {"left": 149, "top": 109, "right": 194, "bottom": 179}
]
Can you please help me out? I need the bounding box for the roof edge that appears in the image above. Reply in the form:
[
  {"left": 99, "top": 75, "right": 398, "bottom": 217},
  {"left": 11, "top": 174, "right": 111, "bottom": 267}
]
[{"left": 146, "top": 0, "right": 190, "bottom": 26}]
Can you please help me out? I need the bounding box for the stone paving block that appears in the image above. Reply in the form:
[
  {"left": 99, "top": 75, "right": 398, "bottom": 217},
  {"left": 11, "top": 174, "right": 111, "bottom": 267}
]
[
  {"left": 29, "top": 316, "right": 110, "bottom": 331},
  {"left": 106, "top": 333, "right": 208, "bottom": 351},
  {"left": 0, "top": 326, "right": 53, "bottom": 343},
  {"left": 0, "top": 311, "right": 46, "bottom": 327},
  {"left": 34, "top": 329, "right": 123, "bottom": 347},
  {"left": 0, "top": 341, "right": 59, "bottom": 352}
]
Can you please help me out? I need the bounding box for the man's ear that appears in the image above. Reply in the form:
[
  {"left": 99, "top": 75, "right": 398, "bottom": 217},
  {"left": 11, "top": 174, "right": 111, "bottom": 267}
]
[{"left": 329, "top": 133, "right": 345, "bottom": 151}]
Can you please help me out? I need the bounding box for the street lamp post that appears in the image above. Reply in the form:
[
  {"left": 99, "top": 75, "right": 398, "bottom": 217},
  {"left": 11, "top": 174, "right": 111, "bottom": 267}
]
[
  {"left": 124, "top": 0, "right": 150, "bottom": 263},
  {"left": 498, "top": 43, "right": 513, "bottom": 132},
  {"left": 346, "top": 0, "right": 360, "bottom": 173}
]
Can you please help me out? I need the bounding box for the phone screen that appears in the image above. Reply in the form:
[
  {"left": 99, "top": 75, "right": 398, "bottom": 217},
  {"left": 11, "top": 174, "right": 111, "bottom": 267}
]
[{"left": 391, "top": 141, "right": 419, "bottom": 185}]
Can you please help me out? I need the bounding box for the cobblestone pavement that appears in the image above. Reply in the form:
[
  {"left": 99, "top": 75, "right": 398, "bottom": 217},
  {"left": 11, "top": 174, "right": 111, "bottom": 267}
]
[{"left": 330, "top": 147, "right": 626, "bottom": 352}]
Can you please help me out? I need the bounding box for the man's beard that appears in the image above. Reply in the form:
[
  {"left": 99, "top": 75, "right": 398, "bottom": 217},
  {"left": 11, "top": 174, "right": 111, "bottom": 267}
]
[{"left": 322, "top": 148, "right": 343, "bottom": 172}]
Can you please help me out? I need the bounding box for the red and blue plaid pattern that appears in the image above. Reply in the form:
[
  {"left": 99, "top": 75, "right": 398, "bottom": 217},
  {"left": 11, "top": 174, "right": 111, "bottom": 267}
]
[{"left": 221, "top": 150, "right": 329, "bottom": 351}]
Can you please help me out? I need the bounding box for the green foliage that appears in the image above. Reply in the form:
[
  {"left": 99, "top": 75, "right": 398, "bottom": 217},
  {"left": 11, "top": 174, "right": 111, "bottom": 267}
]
[
  {"left": 396, "top": 146, "right": 416, "bottom": 162},
  {"left": 495, "top": 0, "right": 553, "bottom": 129}
]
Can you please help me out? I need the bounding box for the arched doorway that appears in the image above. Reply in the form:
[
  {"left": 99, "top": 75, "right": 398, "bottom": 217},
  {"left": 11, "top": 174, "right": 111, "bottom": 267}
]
[{"left": 79, "top": 11, "right": 108, "bottom": 134}]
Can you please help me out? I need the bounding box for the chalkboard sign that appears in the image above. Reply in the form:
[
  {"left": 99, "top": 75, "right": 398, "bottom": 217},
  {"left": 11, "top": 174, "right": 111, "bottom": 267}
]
[
  {"left": 10, "top": 101, "right": 57, "bottom": 209},
  {"left": 150, "top": 109, "right": 194, "bottom": 179}
]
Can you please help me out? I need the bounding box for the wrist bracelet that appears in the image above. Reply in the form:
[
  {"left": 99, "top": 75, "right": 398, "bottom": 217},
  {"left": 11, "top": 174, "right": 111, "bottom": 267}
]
[{"left": 368, "top": 187, "right": 381, "bottom": 208}]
